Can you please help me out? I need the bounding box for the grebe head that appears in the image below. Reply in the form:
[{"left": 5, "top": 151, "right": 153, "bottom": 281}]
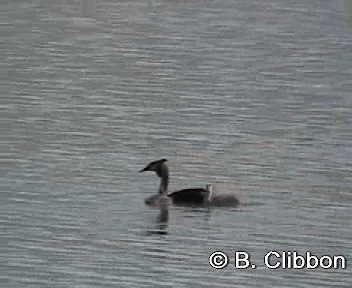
[
  {"left": 139, "top": 159, "right": 169, "bottom": 195},
  {"left": 139, "top": 159, "right": 168, "bottom": 178}
]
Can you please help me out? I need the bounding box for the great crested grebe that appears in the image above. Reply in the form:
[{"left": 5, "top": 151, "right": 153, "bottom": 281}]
[{"left": 139, "top": 159, "right": 239, "bottom": 207}]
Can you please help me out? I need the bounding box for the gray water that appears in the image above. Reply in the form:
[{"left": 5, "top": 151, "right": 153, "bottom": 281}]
[{"left": 4, "top": 0, "right": 352, "bottom": 287}]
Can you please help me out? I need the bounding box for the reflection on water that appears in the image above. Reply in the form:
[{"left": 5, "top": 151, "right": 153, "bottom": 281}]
[
  {"left": 150, "top": 195, "right": 170, "bottom": 235},
  {"left": 5, "top": 0, "right": 352, "bottom": 287}
]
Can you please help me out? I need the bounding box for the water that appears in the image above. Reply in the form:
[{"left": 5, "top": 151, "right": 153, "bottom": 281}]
[{"left": 4, "top": 1, "right": 352, "bottom": 287}]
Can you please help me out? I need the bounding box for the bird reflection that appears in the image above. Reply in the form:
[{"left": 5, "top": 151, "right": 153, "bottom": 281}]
[{"left": 146, "top": 195, "right": 169, "bottom": 235}]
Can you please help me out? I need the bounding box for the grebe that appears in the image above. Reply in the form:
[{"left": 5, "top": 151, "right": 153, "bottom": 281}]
[
  {"left": 168, "top": 184, "right": 213, "bottom": 205},
  {"left": 139, "top": 159, "right": 238, "bottom": 207}
]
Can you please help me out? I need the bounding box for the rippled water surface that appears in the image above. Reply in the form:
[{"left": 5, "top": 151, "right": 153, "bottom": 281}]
[{"left": 5, "top": 1, "right": 352, "bottom": 287}]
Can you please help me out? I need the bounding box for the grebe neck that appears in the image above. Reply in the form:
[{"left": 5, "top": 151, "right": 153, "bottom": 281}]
[{"left": 159, "top": 174, "right": 169, "bottom": 195}]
